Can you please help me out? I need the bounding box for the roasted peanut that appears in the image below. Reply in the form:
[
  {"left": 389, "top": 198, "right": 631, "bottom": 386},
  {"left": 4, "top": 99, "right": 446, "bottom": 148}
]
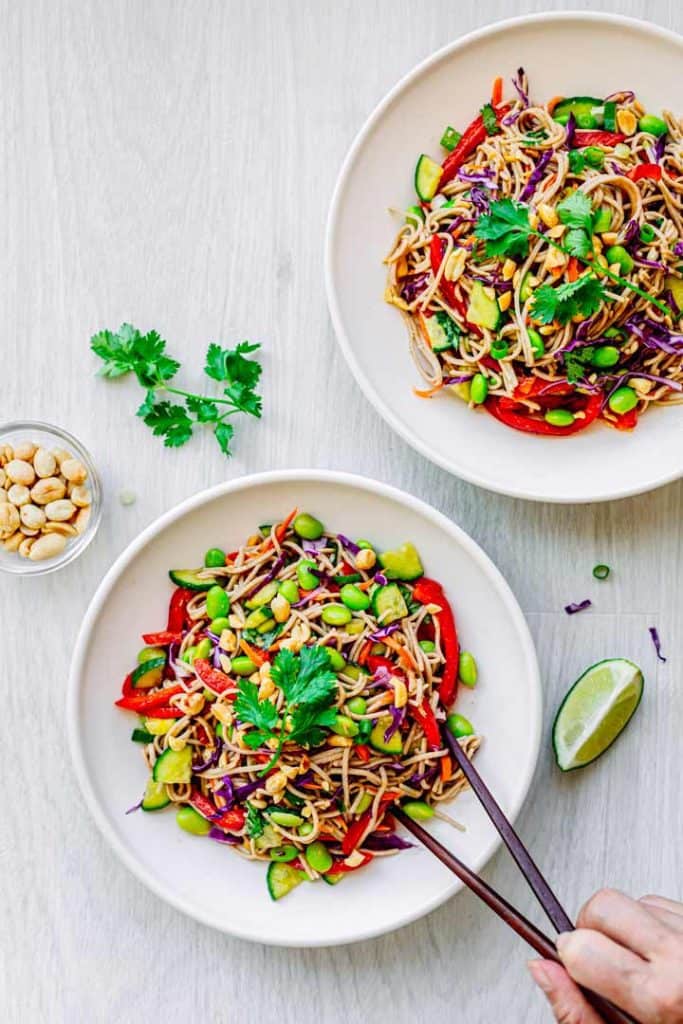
[
  {"left": 5, "top": 459, "right": 35, "bottom": 487},
  {"left": 33, "top": 447, "right": 57, "bottom": 478},
  {"left": 0, "top": 502, "right": 20, "bottom": 539},
  {"left": 30, "top": 477, "right": 66, "bottom": 505},
  {"left": 45, "top": 498, "right": 76, "bottom": 522},
  {"left": 7, "top": 484, "right": 30, "bottom": 506},
  {"left": 28, "top": 532, "right": 67, "bottom": 561},
  {"left": 60, "top": 458, "right": 87, "bottom": 484},
  {"left": 69, "top": 484, "right": 91, "bottom": 507},
  {"left": 13, "top": 441, "right": 36, "bottom": 461},
  {"left": 20, "top": 504, "right": 46, "bottom": 530}
]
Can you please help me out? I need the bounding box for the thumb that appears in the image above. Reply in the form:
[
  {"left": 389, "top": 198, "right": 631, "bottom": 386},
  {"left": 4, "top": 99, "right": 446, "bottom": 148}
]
[{"left": 528, "top": 960, "right": 606, "bottom": 1024}]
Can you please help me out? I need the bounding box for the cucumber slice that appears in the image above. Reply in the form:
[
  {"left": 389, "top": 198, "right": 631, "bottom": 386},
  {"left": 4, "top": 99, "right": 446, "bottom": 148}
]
[
  {"left": 370, "top": 715, "right": 403, "bottom": 754},
  {"left": 141, "top": 779, "right": 170, "bottom": 812},
  {"left": 152, "top": 746, "right": 192, "bottom": 784},
  {"left": 254, "top": 824, "right": 280, "bottom": 852},
  {"left": 467, "top": 281, "right": 501, "bottom": 331},
  {"left": 378, "top": 541, "right": 423, "bottom": 581},
  {"left": 552, "top": 96, "right": 604, "bottom": 124},
  {"left": 414, "top": 154, "right": 443, "bottom": 201},
  {"left": 552, "top": 658, "right": 644, "bottom": 771},
  {"left": 143, "top": 716, "right": 174, "bottom": 735},
  {"left": 603, "top": 100, "right": 617, "bottom": 132},
  {"left": 131, "top": 656, "right": 166, "bottom": 689},
  {"left": 244, "top": 607, "right": 272, "bottom": 630},
  {"left": 322, "top": 872, "right": 344, "bottom": 886},
  {"left": 371, "top": 584, "right": 408, "bottom": 625},
  {"left": 267, "top": 861, "right": 306, "bottom": 901},
  {"left": 245, "top": 581, "right": 279, "bottom": 610},
  {"left": 665, "top": 274, "right": 683, "bottom": 311},
  {"left": 168, "top": 569, "right": 214, "bottom": 591}
]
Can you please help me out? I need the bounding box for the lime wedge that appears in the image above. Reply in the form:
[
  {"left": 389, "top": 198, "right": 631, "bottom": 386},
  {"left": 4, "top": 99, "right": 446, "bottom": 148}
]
[{"left": 553, "top": 658, "right": 644, "bottom": 771}]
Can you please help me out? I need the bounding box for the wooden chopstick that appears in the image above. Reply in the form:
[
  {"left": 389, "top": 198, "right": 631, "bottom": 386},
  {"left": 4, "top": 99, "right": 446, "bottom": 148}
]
[
  {"left": 444, "top": 729, "right": 574, "bottom": 933},
  {"left": 394, "top": 809, "right": 638, "bottom": 1024}
]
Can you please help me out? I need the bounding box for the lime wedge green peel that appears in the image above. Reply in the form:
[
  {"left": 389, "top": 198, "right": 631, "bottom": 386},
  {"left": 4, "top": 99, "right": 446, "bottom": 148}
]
[{"left": 553, "top": 659, "right": 644, "bottom": 772}]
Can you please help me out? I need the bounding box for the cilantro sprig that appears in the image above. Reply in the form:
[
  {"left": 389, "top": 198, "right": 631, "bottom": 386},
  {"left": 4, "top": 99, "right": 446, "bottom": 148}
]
[
  {"left": 90, "top": 324, "right": 263, "bottom": 456},
  {"left": 480, "top": 103, "right": 500, "bottom": 136},
  {"left": 532, "top": 276, "right": 606, "bottom": 327},
  {"left": 474, "top": 196, "right": 670, "bottom": 317},
  {"left": 234, "top": 645, "right": 338, "bottom": 774}
]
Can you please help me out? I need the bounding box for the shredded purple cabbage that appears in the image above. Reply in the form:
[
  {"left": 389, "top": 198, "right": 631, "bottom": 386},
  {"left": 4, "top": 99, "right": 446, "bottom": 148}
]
[
  {"left": 292, "top": 587, "right": 323, "bottom": 608},
  {"left": 362, "top": 833, "right": 414, "bottom": 852},
  {"left": 469, "top": 185, "right": 492, "bottom": 215},
  {"left": 125, "top": 799, "right": 142, "bottom": 815},
  {"left": 212, "top": 644, "right": 223, "bottom": 669},
  {"left": 457, "top": 167, "right": 495, "bottom": 185},
  {"left": 294, "top": 771, "right": 315, "bottom": 788},
  {"left": 373, "top": 571, "right": 388, "bottom": 586},
  {"left": 193, "top": 741, "right": 223, "bottom": 773},
  {"left": 649, "top": 627, "right": 667, "bottom": 662},
  {"left": 511, "top": 67, "right": 529, "bottom": 106},
  {"left": 564, "top": 599, "right": 592, "bottom": 615},
  {"left": 400, "top": 272, "right": 429, "bottom": 304},
  {"left": 662, "top": 289, "right": 679, "bottom": 315},
  {"left": 520, "top": 149, "right": 553, "bottom": 202},
  {"left": 605, "top": 90, "right": 634, "bottom": 103},
  {"left": 445, "top": 215, "right": 475, "bottom": 235},
  {"left": 213, "top": 775, "right": 234, "bottom": 808},
  {"left": 409, "top": 764, "right": 439, "bottom": 786},
  {"left": 372, "top": 665, "right": 394, "bottom": 688},
  {"left": 243, "top": 553, "right": 286, "bottom": 600},
  {"left": 443, "top": 374, "right": 474, "bottom": 385},
  {"left": 370, "top": 621, "right": 401, "bottom": 641},
  {"left": 565, "top": 113, "right": 576, "bottom": 149},
  {"left": 233, "top": 777, "right": 266, "bottom": 800},
  {"left": 653, "top": 134, "right": 667, "bottom": 163},
  {"left": 208, "top": 827, "right": 240, "bottom": 845},
  {"left": 337, "top": 533, "right": 360, "bottom": 556},
  {"left": 673, "top": 242, "right": 683, "bottom": 258},
  {"left": 384, "top": 705, "right": 405, "bottom": 742},
  {"left": 625, "top": 314, "right": 683, "bottom": 356},
  {"left": 302, "top": 537, "right": 326, "bottom": 554},
  {"left": 635, "top": 257, "right": 666, "bottom": 271},
  {"left": 622, "top": 219, "right": 640, "bottom": 248}
]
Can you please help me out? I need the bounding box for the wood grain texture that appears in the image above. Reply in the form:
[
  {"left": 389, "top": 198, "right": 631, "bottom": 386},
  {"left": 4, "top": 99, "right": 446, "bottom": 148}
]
[{"left": 0, "top": 1, "right": 681, "bottom": 1021}]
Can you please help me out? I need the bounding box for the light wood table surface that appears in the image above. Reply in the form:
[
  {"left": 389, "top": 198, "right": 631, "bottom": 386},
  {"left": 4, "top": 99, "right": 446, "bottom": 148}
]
[{"left": 1, "top": 1, "right": 681, "bottom": 1021}]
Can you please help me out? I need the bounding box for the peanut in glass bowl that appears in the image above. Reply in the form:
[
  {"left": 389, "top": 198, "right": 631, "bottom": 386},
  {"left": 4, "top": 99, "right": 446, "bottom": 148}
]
[{"left": 0, "top": 421, "right": 102, "bottom": 576}]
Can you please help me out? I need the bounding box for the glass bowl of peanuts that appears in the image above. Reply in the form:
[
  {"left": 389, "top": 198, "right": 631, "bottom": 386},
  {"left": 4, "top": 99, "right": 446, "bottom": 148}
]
[{"left": 0, "top": 421, "right": 102, "bottom": 575}]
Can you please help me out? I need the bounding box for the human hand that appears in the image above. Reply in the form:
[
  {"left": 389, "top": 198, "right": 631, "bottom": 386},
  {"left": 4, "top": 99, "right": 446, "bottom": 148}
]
[{"left": 528, "top": 889, "right": 683, "bottom": 1023}]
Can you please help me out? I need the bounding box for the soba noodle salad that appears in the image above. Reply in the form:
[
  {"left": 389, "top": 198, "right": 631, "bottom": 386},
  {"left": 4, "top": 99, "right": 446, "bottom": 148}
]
[
  {"left": 117, "top": 510, "right": 479, "bottom": 900},
  {"left": 384, "top": 70, "right": 683, "bottom": 435}
]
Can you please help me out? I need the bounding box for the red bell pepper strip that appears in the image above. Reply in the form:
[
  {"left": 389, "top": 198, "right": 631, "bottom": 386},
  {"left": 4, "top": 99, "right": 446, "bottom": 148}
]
[
  {"left": 412, "top": 697, "right": 442, "bottom": 751},
  {"left": 571, "top": 130, "right": 625, "bottom": 149},
  {"left": 627, "top": 163, "right": 662, "bottom": 183},
  {"left": 193, "top": 658, "right": 236, "bottom": 697},
  {"left": 189, "top": 790, "right": 246, "bottom": 832},
  {"left": 141, "top": 630, "right": 182, "bottom": 646},
  {"left": 354, "top": 744, "right": 371, "bottom": 763},
  {"left": 440, "top": 104, "right": 512, "bottom": 186},
  {"left": 341, "top": 811, "right": 374, "bottom": 855},
  {"left": 332, "top": 852, "right": 374, "bottom": 873},
  {"left": 140, "top": 705, "right": 185, "bottom": 719},
  {"left": 167, "top": 587, "right": 194, "bottom": 632},
  {"left": 486, "top": 391, "right": 602, "bottom": 436},
  {"left": 412, "top": 577, "right": 459, "bottom": 707},
  {"left": 429, "top": 235, "right": 482, "bottom": 337},
  {"left": 115, "top": 684, "right": 183, "bottom": 713},
  {"left": 121, "top": 672, "right": 135, "bottom": 698},
  {"left": 610, "top": 407, "right": 639, "bottom": 431},
  {"left": 366, "top": 654, "right": 403, "bottom": 678}
]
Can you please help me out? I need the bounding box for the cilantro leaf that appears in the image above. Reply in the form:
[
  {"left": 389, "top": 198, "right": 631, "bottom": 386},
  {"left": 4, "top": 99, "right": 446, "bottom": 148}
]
[
  {"left": 273, "top": 645, "right": 336, "bottom": 709},
  {"left": 288, "top": 705, "right": 339, "bottom": 748},
  {"left": 474, "top": 198, "right": 531, "bottom": 259},
  {"left": 481, "top": 103, "right": 499, "bottom": 136},
  {"left": 185, "top": 395, "right": 219, "bottom": 422},
  {"left": 531, "top": 276, "right": 606, "bottom": 326},
  {"left": 242, "top": 624, "right": 283, "bottom": 649},
  {"left": 529, "top": 285, "right": 559, "bottom": 325},
  {"left": 556, "top": 190, "right": 593, "bottom": 232},
  {"left": 564, "top": 228, "right": 592, "bottom": 259},
  {"left": 564, "top": 347, "right": 596, "bottom": 384},
  {"left": 204, "top": 341, "right": 262, "bottom": 390},
  {"left": 223, "top": 381, "right": 262, "bottom": 418},
  {"left": 214, "top": 421, "right": 234, "bottom": 456},
  {"left": 246, "top": 802, "right": 265, "bottom": 838},
  {"left": 235, "top": 679, "right": 279, "bottom": 735},
  {"left": 138, "top": 400, "right": 193, "bottom": 448}
]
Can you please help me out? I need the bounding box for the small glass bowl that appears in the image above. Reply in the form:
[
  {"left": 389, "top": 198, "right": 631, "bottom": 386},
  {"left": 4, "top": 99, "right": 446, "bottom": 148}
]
[{"left": 0, "top": 420, "right": 102, "bottom": 576}]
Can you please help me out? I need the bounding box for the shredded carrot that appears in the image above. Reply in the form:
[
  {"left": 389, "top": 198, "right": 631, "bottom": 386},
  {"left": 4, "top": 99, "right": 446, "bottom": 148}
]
[
  {"left": 357, "top": 640, "right": 372, "bottom": 666},
  {"left": 417, "top": 312, "right": 434, "bottom": 350},
  {"left": 274, "top": 507, "right": 297, "bottom": 544},
  {"left": 440, "top": 754, "right": 453, "bottom": 783},
  {"left": 413, "top": 383, "right": 444, "bottom": 399},
  {"left": 547, "top": 95, "right": 564, "bottom": 115},
  {"left": 491, "top": 76, "right": 503, "bottom": 106},
  {"left": 239, "top": 638, "right": 266, "bottom": 667},
  {"left": 384, "top": 635, "right": 417, "bottom": 672},
  {"left": 357, "top": 579, "right": 374, "bottom": 592},
  {"left": 550, "top": 265, "right": 563, "bottom": 279},
  {"left": 567, "top": 256, "right": 579, "bottom": 283}
]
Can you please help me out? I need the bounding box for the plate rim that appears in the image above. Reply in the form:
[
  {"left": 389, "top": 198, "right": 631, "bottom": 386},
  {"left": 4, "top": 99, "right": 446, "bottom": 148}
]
[
  {"left": 324, "top": 10, "right": 683, "bottom": 504},
  {"left": 67, "top": 468, "right": 541, "bottom": 946}
]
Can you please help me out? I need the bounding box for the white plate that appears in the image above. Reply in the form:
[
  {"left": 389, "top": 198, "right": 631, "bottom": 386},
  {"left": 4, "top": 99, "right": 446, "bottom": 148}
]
[
  {"left": 326, "top": 13, "right": 683, "bottom": 503},
  {"left": 68, "top": 471, "right": 540, "bottom": 946}
]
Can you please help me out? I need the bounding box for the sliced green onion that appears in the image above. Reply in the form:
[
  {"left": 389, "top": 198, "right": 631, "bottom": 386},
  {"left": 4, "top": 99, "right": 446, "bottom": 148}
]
[
  {"left": 440, "top": 126, "right": 462, "bottom": 152},
  {"left": 639, "top": 223, "right": 656, "bottom": 244},
  {"left": 592, "top": 564, "right": 610, "bottom": 581}
]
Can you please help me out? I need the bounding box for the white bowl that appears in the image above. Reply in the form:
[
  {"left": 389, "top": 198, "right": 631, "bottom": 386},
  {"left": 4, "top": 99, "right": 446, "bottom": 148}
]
[
  {"left": 326, "top": 13, "right": 683, "bottom": 503},
  {"left": 68, "top": 470, "right": 540, "bottom": 946}
]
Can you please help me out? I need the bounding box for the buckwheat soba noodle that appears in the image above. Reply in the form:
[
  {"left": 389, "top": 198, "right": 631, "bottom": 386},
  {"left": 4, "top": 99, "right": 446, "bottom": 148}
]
[
  {"left": 117, "top": 510, "right": 478, "bottom": 900},
  {"left": 384, "top": 69, "right": 683, "bottom": 436}
]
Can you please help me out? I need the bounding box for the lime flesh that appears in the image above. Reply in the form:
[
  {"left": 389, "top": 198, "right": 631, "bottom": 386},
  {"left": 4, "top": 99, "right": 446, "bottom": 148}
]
[{"left": 553, "top": 659, "right": 644, "bottom": 771}]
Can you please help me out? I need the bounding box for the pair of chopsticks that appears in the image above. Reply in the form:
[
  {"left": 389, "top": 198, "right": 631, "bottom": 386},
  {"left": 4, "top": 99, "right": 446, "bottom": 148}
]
[{"left": 393, "top": 730, "right": 638, "bottom": 1024}]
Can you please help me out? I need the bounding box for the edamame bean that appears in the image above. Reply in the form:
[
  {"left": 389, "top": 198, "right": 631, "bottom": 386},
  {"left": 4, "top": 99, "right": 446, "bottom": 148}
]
[
  {"left": 419, "top": 640, "right": 436, "bottom": 653},
  {"left": 269, "top": 810, "right": 303, "bottom": 827},
  {"left": 340, "top": 583, "right": 370, "bottom": 612},
  {"left": 591, "top": 346, "right": 620, "bottom": 369},
  {"left": 347, "top": 696, "right": 367, "bottom": 715},
  {"left": 584, "top": 146, "right": 605, "bottom": 170},
  {"left": 402, "top": 800, "right": 434, "bottom": 822},
  {"left": 458, "top": 651, "right": 478, "bottom": 688},
  {"left": 293, "top": 513, "right": 324, "bottom": 541},
  {"left": 194, "top": 637, "right": 212, "bottom": 660},
  {"left": 305, "top": 841, "right": 333, "bottom": 873},
  {"left": 298, "top": 821, "right": 314, "bottom": 836},
  {"left": 345, "top": 618, "right": 365, "bottom": 635},
  {"left": 639, "top": 223, "right": 656, "bottom": 244},
  {"left": 269, "top": 845, "right": 299, "bottom": 863},
  {"left": 326, "top": 648, "right": 346, "bottom": 672},
  {"left": 355, "top": 792, "right": 373, "bottom": 814},
  {"left": 544, "top": 409, "right": 575, "bottom": 427},
  {"left": 176, "top": 806, "right": 211, "bottom": 835},
  {"left": 137, "top": 646, "right": 166, "bottom": 664},
  {"left": 209, "top": 616, "right": 230, "bottom": 635},
  {"left": 605, "top": 245, "right": 634, "bottom": 275},
  {"left": 182, "top": 645, "right": 197, "bottom": 664},
  {"left": 638, "top": 113, "right": 668, "bottom": 137},
  {"left": 470, "top": 373, "right": 489, "bottom": 405},
  {"left": 231, "top": 656, "right": 258, "bottom": 676},
  {"left": 278, "top": 579, "right": 300, "bottom": 604},
  {"left": 321, "top": 604, "right": 352, "bottom": 627},
  {"left": 330, "top": 714, "right": 359, "bottom": 738},
  {"left": 206, "top": 585, "right": 230, "bottom": 620},
  {"left": 204, "top": 547, "right": 226, "bottom": 568},
  {"left": 608, "top": 385, "right": 638, "bottom": 415},
  {"left": 297, "top": 559, "right": 319, "bottom": 590},
  {"left": 447, "top": 713, "right": 475, "bottom": 738},
  {"left": 343, "top": 665, "right": 367, "bottom": 682},
  {"left": 356, "top": 539, "right": 374, "bottom": 550},
  {"left": 527, "top": 328, "right": 545, "bottom": 359}
]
